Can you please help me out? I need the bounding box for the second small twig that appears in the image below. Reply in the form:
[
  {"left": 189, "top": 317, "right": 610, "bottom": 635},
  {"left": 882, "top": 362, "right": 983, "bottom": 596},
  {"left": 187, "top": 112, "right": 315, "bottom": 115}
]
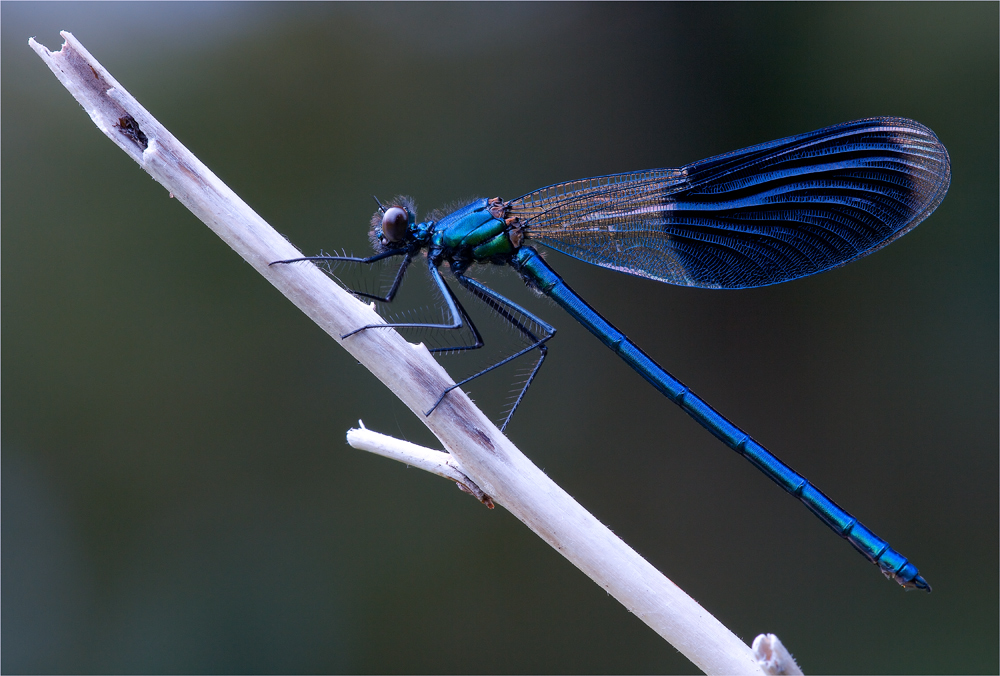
[{"left": 347, "top": 424, "right": 494, "bottom": 507}]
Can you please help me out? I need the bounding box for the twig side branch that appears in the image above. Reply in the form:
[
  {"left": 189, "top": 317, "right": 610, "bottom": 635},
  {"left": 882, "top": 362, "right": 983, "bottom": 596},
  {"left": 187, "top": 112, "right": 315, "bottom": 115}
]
[
  {"left": 30, "top": 32, "right": 764, "bottom": 675},
  {"left": 347, "top": 425, "right": 493, "bottom": 506}
]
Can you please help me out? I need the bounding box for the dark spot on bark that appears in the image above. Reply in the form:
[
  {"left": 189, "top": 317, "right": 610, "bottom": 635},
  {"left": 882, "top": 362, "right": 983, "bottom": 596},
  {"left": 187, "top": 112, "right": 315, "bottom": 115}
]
[
  {"left": 115, "top": 115, "right": 148, "bottom": 149},
  {"left": 471, "top": 426, "right": 495, "bottom": 451},
  {"left": 407, "top": 360, "right": 446, "bottom": 400}
]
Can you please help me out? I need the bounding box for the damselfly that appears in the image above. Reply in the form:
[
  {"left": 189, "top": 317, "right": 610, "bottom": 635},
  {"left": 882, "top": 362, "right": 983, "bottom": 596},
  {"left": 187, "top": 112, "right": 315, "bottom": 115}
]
[{"left": 274, "top": 117, "right": 950, "bottom": 590}]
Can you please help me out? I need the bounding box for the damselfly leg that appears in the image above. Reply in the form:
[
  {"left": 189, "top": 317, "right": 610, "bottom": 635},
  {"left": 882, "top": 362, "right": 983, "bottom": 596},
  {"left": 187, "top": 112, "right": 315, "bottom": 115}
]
[
  {"left": 272, "top": 253, "right": 553, "bottom": 429},
  {"left": 430, "top": 271, "right": 556, "bottom": 431},
  {"left": 270, "top": 249, "right": 412, "bottom": 304}
]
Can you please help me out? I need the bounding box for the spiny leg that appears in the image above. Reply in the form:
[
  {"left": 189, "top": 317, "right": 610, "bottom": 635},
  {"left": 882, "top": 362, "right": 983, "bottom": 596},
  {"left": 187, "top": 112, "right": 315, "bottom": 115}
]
[
  {"left": 273, "top": 251, "right": 487, "bottom": 352},
  {"left": 371, "top": 259, "right": 486, "bottom": 351},
  {"left": 426, "top": 288, "right": 484, "bottom": 354},
  {"left": 274, "top": 252, "right": 551, "bottom": 430},
  {"left": 340, "top": 257, "right": 471, "bottom": 339},
  {"left": 426, "top": 274, "right": 556, "bottom": 431},
  {"left": 270, "top": 249, "right": 413, "bottom": 303}
]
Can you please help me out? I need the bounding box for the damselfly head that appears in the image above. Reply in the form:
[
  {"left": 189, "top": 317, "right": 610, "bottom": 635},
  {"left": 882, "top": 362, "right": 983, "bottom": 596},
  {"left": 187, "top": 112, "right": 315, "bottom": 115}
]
[{"left": 369, "top": 195, "right": 417, "bottom": 250}]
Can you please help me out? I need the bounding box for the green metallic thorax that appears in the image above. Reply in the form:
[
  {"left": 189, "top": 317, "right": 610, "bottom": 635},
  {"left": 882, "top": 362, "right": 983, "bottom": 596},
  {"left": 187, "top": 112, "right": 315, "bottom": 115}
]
[{"left": 425, "top": 198, "right": 519, "bottom": 265}]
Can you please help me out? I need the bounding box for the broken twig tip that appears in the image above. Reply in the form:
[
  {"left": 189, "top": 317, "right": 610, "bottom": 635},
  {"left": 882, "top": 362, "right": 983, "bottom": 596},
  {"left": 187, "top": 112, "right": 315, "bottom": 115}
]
[{"left": 753, "top": 633, "right": 803, "bottom": 675}]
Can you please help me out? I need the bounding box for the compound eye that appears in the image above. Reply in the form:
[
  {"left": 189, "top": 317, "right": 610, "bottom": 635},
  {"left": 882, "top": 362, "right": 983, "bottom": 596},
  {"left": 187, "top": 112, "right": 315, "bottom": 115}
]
[{"left": 381, "top": 206, "right": 408, "bottom": 243}]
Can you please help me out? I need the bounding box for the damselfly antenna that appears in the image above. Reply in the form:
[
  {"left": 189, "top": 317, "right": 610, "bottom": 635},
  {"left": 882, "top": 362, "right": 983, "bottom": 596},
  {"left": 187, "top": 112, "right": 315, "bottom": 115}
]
[{"left": 372, "top": 195, "right": 386, "bottom": 214}]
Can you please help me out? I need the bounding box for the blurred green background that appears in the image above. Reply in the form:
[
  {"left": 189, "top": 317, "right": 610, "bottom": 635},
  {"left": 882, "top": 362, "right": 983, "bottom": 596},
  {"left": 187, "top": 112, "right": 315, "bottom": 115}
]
[{"left": 4, "top": 3, "right": 997, "bottom": 673}]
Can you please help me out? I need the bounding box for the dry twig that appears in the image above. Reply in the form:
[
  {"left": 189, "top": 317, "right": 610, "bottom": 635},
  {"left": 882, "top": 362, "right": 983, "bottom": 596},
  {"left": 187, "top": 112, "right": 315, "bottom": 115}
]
[{"left": 30, "top": 31, "right": 780, "bottom": 675}]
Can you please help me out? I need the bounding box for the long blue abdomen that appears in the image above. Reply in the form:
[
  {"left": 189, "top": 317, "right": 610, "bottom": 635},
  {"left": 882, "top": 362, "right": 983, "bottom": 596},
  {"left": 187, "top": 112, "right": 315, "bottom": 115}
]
[{"left": 511, "top": 245, "right": 928, "bottom": 590}]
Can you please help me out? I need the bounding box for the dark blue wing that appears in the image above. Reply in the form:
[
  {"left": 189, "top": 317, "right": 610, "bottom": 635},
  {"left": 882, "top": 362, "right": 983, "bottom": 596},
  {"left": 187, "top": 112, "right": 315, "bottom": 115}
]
[{"left": 508, "top": 118, "right": 951, "bottom": 288}]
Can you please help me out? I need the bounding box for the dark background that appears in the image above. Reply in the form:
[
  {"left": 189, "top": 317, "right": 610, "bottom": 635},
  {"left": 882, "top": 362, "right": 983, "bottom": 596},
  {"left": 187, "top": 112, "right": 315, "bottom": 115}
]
[{"left": 4, "top": 3, "right": 997, "bottom": 673}]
